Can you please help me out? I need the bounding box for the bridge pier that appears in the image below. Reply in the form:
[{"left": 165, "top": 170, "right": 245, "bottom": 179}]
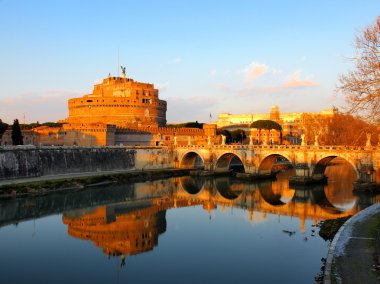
[
  {"left": 289, "top": 163, "right": 327, "bottom": 185},
  {"left": 354, "top": 164, "right": 378, "bottom": 191}
]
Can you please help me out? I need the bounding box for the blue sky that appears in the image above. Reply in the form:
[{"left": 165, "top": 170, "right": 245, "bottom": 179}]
[{"left": 0, "top": 0, "right": 379, "bottom": 124}]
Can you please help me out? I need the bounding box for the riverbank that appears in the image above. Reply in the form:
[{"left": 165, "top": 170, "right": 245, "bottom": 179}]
[
  {"left": 323, "top": 203, "right": 380, "bottom": 283},
  {"left": 0, "top": 168, "right": 190, "bottom": 199}
]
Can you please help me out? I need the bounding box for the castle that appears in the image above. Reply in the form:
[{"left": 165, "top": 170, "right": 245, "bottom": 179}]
[
  {"left": 0, "top": 70, "right": 217, "bottom": 146},
  {"left": 0, "top": 70, "right": 335, "bottom": 147}
]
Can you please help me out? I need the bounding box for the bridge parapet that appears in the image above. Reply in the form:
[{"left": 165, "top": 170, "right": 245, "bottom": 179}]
[{"left": 175, "top": 144, "right": 379, "bottom": 152}]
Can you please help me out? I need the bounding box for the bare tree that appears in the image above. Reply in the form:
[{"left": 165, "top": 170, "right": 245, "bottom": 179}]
[
  {"left": 338, "top": 16, "right": 380, "bottom": 122},
  {"left": 299, "top": 111, "right": 377, "bottom": 146}
]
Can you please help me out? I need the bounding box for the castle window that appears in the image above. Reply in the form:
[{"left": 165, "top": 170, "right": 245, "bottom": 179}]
[{"left": 86, "top": 100, "right": 93, "bottom": 102}]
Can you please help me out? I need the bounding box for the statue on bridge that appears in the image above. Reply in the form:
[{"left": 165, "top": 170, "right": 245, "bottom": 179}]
[
  {"left": 207, "top": 136, "right": 211, "bottom": 146},
  {"left": 174, "top": 135, "right": 177, "bottom": 146},
  {"left": 249, "top": 134, "right": 254, "bottom": 146},
  {"left": 221, "top": 135, "right": 226, "bottom": 145},
  {"left": 188, "top": 136, "right": 192, "bottom": 146},
  {"left": 366, "top": 133, "right": 372, "bottom": 147},
  {"left": 262, "top": 136, "right": 267, "bottom": 146},
  {"left": 301, "top": 134, "right": 306, "bottom": 146},
  {"left": 314, "top": 134, "right": 319, "bottom": 146}
]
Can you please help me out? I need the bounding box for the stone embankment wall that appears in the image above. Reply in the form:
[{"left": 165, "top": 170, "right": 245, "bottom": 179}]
[
  {"left": 0, "top": 146, "right": 176, "bottom": 180},
  {"left": 0, "top": 146, "right": 137, "bottom": 180}
]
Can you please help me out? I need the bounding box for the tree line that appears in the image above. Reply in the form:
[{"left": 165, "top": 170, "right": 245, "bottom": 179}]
[{"left": 0, "top": 119, "right": 23, "bottom": 145}]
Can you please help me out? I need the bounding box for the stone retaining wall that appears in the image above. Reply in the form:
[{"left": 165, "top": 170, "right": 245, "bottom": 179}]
[{"left": 0, "top": 146, "right": 136, "bottom": 179}]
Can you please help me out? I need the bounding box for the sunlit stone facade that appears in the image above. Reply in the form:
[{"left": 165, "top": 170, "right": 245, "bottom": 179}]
[
  {"left": 216, "top": 106, "right": 335, "bottom": 128},
  {"left": 215, "top": 106, "right": 336, "bottom": 144},
  {"left": 66, "top": 76, "right": 167, "bottom": 127}
]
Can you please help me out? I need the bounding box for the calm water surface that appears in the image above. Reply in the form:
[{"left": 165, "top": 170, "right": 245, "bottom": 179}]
[{"left": 0, "top": 159, "right": 379, "bottom": 284}]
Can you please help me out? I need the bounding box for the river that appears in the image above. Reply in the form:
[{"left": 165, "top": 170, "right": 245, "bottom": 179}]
[{"left": 0, "top": 158, "right": 379, "bottom": 283}]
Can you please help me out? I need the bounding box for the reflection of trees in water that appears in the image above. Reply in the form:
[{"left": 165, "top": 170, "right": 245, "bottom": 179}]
[{"left": 324, "top": 157, "right": 358, "bottom": 211}]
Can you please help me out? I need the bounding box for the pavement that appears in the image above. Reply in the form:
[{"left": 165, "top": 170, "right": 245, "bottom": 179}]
[
  {"left": 324, "top": 203, "right": 380, "bottom": 284},
  {"left": 0, "top": 169, "right": 137, "bottom": 186}
]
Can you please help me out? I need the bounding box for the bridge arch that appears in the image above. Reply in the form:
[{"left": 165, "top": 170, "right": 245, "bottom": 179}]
[
  {"left": 258, "top": 154, "right": 293, "bottom": 175},
  {"left": 215, "top": 152, "right": 245, "bottom": 173},
  {"left": 180, "top": 151, "right": 204, "bottom": 169},
  {"left": 313, "top": 156, "right": 359, "bottom": 179}
]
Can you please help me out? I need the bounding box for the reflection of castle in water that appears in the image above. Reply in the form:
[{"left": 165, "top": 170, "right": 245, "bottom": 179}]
[
  {"left": 62, "top": 169, "right": 379, "bottom": 259},
  {"left": 63, "top": 204, "right": 167, "bottom": 256}
]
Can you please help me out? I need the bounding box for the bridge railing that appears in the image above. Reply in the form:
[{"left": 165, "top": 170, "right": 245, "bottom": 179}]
[{"left": 174, "top": 144, "right": 378, "bottom": 151}]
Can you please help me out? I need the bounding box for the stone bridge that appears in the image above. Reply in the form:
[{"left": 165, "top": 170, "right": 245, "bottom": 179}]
[{"left": 174, "top": 144, "right": 380, "bottom": 183}]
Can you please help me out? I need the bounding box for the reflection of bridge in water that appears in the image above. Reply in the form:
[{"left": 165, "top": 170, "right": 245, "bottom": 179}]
[{"left": 61, "top": 174, "right": 380, "bottom": 259}]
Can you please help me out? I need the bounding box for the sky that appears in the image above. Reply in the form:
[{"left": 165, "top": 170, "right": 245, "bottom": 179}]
[{"left": 0, "top": 0, "right": 379, "bottom": 124}]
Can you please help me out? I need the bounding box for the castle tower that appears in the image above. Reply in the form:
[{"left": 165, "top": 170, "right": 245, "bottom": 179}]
[{"left": 66, "top": 75, "right": 167, "bottom": 127}]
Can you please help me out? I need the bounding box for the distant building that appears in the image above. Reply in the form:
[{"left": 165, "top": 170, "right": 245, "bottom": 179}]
[{"left": 215, "top": 106, "right": 336, "bottom": 145}]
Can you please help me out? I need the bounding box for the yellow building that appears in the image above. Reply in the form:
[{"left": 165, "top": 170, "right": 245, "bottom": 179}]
[
  {"left": 216, "top": 106, "right": 335, "bottom": 128},
  {"left": 215, "top": 106, "right": 336, "bottom": 145}
]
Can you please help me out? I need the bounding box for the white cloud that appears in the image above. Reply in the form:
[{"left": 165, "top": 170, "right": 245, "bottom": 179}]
[
  {"left": 93, "top": 78, "right": 102, "bottom": 85},
  {"left": 210, "top": 68, "right": 217, "bottom": 77},
  {"left": 283, "top": 70, "right": 318, "bottom": 88},
  {"left": 169, "top": 57, "right": 182, "bottom": 64},
  {"left": 166, "top": 95, "right": 219, "bottom": 123},
  {"left": 0, "top": 90, "right": 81, "bottom": 123},
  {"left": 244, "top": 62, "right": 269, "bottom": 83},
  {"left": 156, "top": 82, "right": 169, "bottom": 92}
]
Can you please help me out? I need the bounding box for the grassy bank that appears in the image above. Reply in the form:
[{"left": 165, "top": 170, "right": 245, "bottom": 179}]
[{"left": 0, "top": 169, "right": 190, "bottom": 199}]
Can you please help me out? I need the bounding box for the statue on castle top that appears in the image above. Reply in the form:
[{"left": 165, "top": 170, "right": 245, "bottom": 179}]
[{"left": 121, "top": 66, "right": 126, "bottom": 78}]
